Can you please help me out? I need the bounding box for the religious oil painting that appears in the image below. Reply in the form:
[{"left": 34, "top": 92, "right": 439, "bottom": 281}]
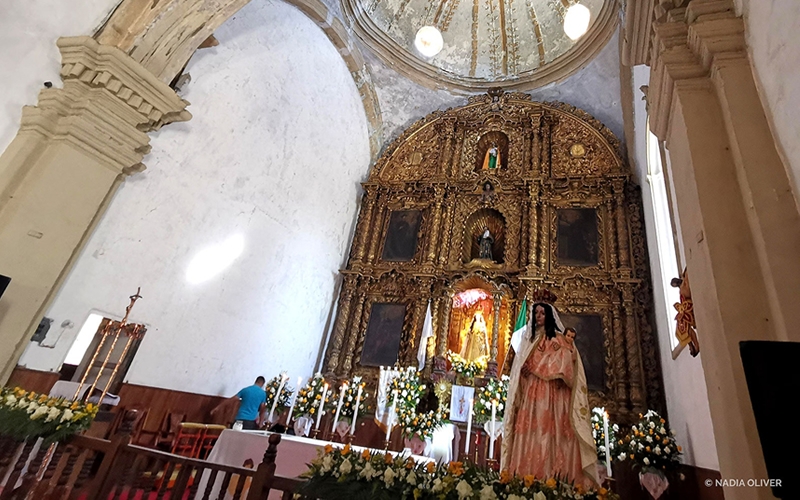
[
  {"left": 381, "top": 210, "right": 422, "bottom": 261},
  {"left": 560, "top": 313, "right": 606, "bottom": 392},
  {"left": 361, "top": 303, "right": 407, "bottom": 367},
  {"left": 557, "top": 208, "right": 599, "bottom": 266}
]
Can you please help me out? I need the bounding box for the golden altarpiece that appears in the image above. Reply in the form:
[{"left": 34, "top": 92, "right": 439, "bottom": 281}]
[{"left": 322, "top": 91, "right": 664, "bottom": 423}]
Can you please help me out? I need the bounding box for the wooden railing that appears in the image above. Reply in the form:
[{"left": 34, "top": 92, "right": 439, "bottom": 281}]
[{"left": 0, "top": 411, "right": 306, "bottom": 500}]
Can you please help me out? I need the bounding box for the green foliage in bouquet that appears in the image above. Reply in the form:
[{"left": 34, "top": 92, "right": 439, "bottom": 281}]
[
  {"left": 264, "top": 373, "right": 293, "bottom": 410},
  {"left": 446, "top": 351, "right": 488, "bottom": 381},
  {"left": 591, "top": 408, "right": 619, "bottom": 462},
  {"left": 473, "top": 375, "right": 509, "bottom": 424},
  {"left": 0, "top": 387, "right": 99, "bottom": 444},
  {"left": 618, "top": 410, "right": 682, "bottom": 474},
  {"left": 299, "top": 443, "right": 619, "bottom": 500},
  {"left": 293, "top": 374, "right": 332, "bottom": 418}
]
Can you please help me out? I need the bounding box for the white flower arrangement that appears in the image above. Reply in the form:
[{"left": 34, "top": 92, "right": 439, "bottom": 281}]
[
  {"left": 618, "top": 410, "right": 682, "bottom": 474},
  {"left": 447, "top": 351, "right": 488, "bottom": 381},
  {"left": 0, "top": 386, "right": 98, "bottom": 443},
  {"left": 292, "top": 373, "right": 332, "bottom": 418},
  {"left": 301, "top": 445, "right": 619, "bottom": 499},
  {"left": 590, "top": 407, "right": 619, "bottom": 462},
  {"left": 473, "top": 375, "right": 509, "bottom": 424}
]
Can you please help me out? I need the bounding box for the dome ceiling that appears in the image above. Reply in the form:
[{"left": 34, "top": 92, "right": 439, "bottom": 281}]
[{"left": 343, "top": 0, "right": 618, "bottom": 92}]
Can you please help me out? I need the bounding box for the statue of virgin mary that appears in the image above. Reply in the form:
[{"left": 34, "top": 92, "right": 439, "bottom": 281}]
[{"left": 501, "top": 301, "right": 598, "bottom": 489}]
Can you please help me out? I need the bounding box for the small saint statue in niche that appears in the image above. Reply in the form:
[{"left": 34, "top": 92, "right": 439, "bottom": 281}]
[
  {"left": 478, "top": 228, "right": 494, "bottom": 260},
  {"left": 482, "top": 143, "right": 501, "bottom": 170}
]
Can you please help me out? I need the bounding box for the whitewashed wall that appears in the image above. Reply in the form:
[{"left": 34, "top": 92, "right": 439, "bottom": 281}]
[
  {"left": 0, "top": 0, "right": 120, "bottom": 155},
  {"left": 735, "top": 0, "right": 800, "bottom": 205},
  {"left": 18, "top": 0, "right": 371, "bottom": 397},
  {"left": 630, "top": 65, "right": 718, "bottom": 470}
]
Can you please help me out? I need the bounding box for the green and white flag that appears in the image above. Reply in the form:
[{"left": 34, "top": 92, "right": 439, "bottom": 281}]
[{"left": 510, "top": 298, "right": 528, "bottom": 352}]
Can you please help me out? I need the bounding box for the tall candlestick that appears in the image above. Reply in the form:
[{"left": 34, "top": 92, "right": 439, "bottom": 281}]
[
  {"left": 350, "top": 384, "right": 363, "bottom": 435},
  {"left": 286, "top": 376, "right": 303, "bottom": 427},
  {"left": 464, "top": 398, "right": 474, "bottom": 455},
  {"left": 315, "top": 383, "right": 329, "bottom": 431},
  {"left": 268, "top": 374, "right": 287, "bottom": 424},
  {"left": 332, "top": 382, "right": 348, "bottom": 433},
  {"left": 604, "top": 410, "right": 612, "bottom": 477},
  {"left": 386, "top": 389, "right": 398, "bottom": 442},
  {"left": 488, "top": 400, "right": 497, "bottom": 459}
]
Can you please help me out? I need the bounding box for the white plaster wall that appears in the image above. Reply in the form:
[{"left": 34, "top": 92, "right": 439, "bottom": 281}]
[
  {"left": 630, "top": 65, "right": 718, "bottom": 471},
  {"left": 18, "top": 0, "right": 371, "bottom": 397},
  {"left": 369, "top": 29, "right": 625, "bottom": 148},
  {"left": 0, "top": 0, "right": 121, "bottom": 155},
  {"left": 733, "top": 0, "right": 800, "bottom": 205}
]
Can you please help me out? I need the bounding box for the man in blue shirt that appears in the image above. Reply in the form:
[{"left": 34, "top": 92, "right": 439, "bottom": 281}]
[{"left": 233, "top": 376, "right": 267, "bottom": 430}]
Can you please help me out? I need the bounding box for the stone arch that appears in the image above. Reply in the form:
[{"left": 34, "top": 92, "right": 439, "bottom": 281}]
[{"left": 95, "top": 0, "right": 384, "bottom": 157}]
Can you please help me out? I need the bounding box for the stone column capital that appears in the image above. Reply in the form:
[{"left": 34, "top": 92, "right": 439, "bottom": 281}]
[{"left": 19, "top": 36, "right": 191, "bottom": 175}]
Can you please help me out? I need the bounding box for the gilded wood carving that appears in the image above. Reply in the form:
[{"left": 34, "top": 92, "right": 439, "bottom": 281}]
[{"left": 323, "top": 91, "right": 665, "bottom": 423}]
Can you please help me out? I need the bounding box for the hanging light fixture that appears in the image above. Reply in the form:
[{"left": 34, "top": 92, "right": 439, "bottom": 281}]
[
  {"left": 564, "top": 3, "right": 591, "bottom": 40},
  {"left": 414, "top": 26, "right": 444, "bottom": 57}
]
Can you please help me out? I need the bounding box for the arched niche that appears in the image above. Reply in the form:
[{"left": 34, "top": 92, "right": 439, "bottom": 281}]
[
  {"left": 475, "top": 131, "right": 510, "bottom": 171},
  {"left": 463, "top": 208, "right": 506, "bottom": 264}
]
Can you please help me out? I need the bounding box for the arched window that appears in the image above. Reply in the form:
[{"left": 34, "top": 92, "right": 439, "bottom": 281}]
[{"left": 646, "top": 123, "right": 682, "bottom": 353}]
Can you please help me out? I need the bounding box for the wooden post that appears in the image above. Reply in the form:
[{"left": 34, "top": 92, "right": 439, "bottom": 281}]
[
  {"left": 246, "top": 433, "right": 281, "bottom": 500},
  {"left": 91, "top": 410, "right": 137, "bottom": 500}
]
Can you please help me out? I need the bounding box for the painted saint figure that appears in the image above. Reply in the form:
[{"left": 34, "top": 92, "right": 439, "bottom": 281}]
[
  {"left": 478, "top": 228, "right": 494, "bottom": 260},
  {"left": 482, "top": 144, "right": 500, "bottom": 170},
  {"left": 501, "top": 302, "right": 598, "bottom": 489},
  {"left": 460, "top": 310, "right": 490, "bottom": 362}
]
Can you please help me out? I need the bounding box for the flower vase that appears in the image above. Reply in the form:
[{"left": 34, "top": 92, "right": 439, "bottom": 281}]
[
  {"left": 639, "top": 470, "right": 669, "bottom": 499},
  {"left": 293, "top": 415, "right": 313, "bottom": 437},
  {"left": 403, "top": 433, "right": 426, "bottom": 455},
  {"left": 482, "top": 420, "right": 503, "bottom": 441},
  {"left": 596, "top": 462, "right": 609, "bottom": 485},
  {"left": 335, "top": 420, "right": 350, "bottom": 441}
]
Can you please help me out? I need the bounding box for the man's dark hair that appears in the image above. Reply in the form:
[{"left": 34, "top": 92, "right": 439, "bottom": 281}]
[{"left": 255, "top": 376, "right": 266, "bottom": 384}]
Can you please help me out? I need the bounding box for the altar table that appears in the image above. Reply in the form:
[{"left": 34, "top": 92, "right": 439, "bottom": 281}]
[{"left": 196, "top": 429, "right": 434, "bottom": 499}]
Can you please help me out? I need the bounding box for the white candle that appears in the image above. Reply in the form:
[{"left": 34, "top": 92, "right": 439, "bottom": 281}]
[
  {"left": 604, "top": 410, "right": 612, "bottom": 477},
  {"left": 286, "top": 376, "right": 303, "bottom": 426},
  {"left": 268, "top": 374, "right": 287, "bottom": 424},
  {"left": 350, "top": 384, "right": 363, "bottom": 435},
  {"left": 315, "top": 383, "right": 329, "bottom": 431},
  {"left": 332, "top": 382, "right": 348, "bottom": 433},
  {"left": 464, "top": 398, "right": 474, "bottom": 454},
  {"left": 488, "top": 400, "right": 497, "bottom": 459},
  {"left": 386, "top": 389, "right": 398, "bottom": 442}
]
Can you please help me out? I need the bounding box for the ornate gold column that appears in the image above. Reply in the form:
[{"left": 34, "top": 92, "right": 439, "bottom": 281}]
[
  {"left": 437, "top": 193, "right": 455, "bottom": 268},
  {"left": 605, "top": 198, "right": 619, "bottom": 269},
  {"left": 610, "top": 305, "right": 630, "bottom": 411},
  {"left": 433, "top": 290, "right": 453, "bottom": 378},
  {"left": 351, "top": 185, "right": 378, "bottom": 264},
  {"left": 340, "top": 290, "right": 367, "bottom": 375},
  {"left": 527, "top": 183, "right": 540, "bottom": 271},
  {"left": 366, "top": 188, "right": 388, "bottom": 264},
  {"left": 0, "top": 37, "right": 190, "bottom": 383},
  {"left": 612, "top": 180, "right": 631, "bottom": 274},
  {"left": 486, "top": 291, "right": 503, "bottom": 379},
  {"left": 323, "top": 275, "right": 357, "bottom": 376},
  {"left": 425, "top": 187, "right": 445, "bottom": 266},
  {"left": 619, "top": 284, "right": 645, "bottom": 414}
]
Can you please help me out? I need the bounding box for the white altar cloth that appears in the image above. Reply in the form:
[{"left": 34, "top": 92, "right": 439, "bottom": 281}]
[{"left": 196, "top": 429, "right": 434, "bottom": 499}]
